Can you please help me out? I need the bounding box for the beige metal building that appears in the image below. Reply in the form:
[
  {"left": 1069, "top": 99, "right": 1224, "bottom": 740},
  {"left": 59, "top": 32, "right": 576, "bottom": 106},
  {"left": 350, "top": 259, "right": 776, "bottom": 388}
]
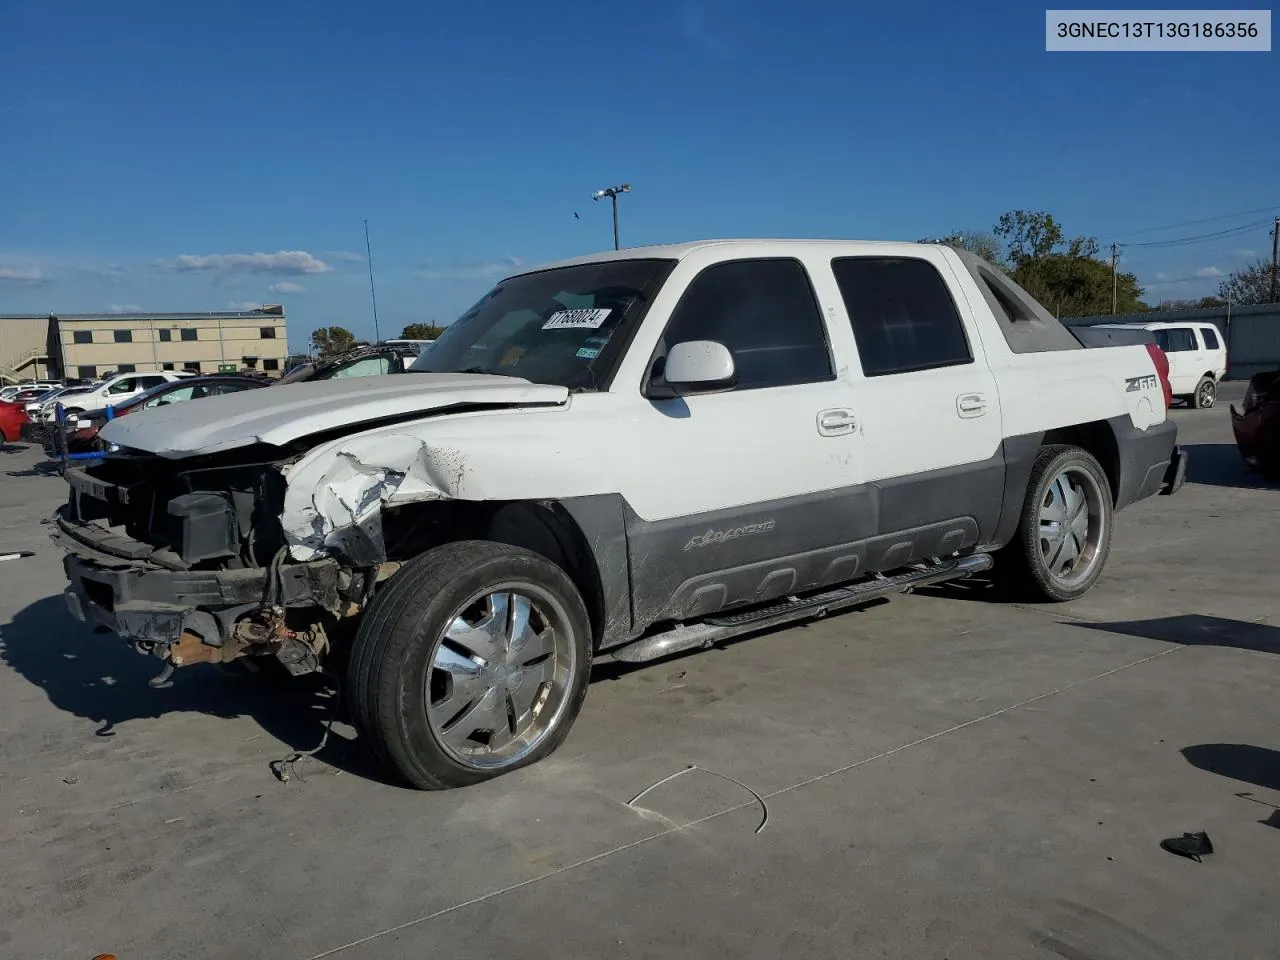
[{"left": 1, "top": 306, "right": 288, "bottom": 382}]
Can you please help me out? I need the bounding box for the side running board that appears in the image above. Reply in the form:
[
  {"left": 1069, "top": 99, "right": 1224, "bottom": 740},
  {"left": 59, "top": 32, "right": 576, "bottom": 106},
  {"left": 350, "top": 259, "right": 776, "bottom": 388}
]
[{"left": 610, "top": 553, "right": 993, "bottom": 664}]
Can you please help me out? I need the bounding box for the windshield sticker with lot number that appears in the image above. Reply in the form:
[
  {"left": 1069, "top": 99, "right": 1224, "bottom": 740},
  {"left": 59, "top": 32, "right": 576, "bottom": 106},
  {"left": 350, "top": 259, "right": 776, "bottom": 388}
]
[
  {"left": 575, "top": 346, "right": 601, "bottom": 359},
  {"left": 543, "top": 308, "right": 611, "bottom": 330}
]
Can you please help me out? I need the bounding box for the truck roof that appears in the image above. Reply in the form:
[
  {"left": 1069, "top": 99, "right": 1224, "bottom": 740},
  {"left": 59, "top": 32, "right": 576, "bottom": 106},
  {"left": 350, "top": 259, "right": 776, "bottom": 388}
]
[{"left": 517, "top": 239, "right": 946, "bottom": 276}]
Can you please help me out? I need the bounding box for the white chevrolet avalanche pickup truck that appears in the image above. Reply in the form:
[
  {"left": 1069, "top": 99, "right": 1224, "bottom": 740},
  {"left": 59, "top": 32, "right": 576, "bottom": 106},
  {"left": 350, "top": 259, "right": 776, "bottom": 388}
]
[{"left": 52, "top": 240, "right": 1186, "bottom": 789}]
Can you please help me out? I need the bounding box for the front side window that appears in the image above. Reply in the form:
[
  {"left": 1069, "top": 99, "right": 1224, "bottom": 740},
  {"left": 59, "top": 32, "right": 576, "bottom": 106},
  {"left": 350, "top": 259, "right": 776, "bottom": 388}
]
[
  {"left": 1200, "top": 327, "right": 1221, "bottom": 350},
  {"left": 832, "top": 257, "right": 972, "bottom": 377},
  {"left": 656, "top": 258, "right": 833, "bottom": 390},
  {"left": 106, "top": 377, "right": 137, "bottom": 395},
  {"left": 1155, "top": 328, "right": 1196, "bottom": 353},
  {"left": 410, "top": 258, "right": 676, "bottom": 390}
]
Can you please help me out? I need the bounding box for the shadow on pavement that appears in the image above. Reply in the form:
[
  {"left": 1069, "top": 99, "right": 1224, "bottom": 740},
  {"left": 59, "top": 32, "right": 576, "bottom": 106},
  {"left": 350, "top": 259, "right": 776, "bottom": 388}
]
[
  {"left": 1181, "top": 743, "right": 1280, "bottom": 793},
  {"left": 1067, "top": 613, "right": 1280, "bottom": 656},
  {"left": 1181, "top": 442, "right": 1274, "bottom": 490},
  {"left": 0, "top": 595, "right": 398, "bottom": 785}
]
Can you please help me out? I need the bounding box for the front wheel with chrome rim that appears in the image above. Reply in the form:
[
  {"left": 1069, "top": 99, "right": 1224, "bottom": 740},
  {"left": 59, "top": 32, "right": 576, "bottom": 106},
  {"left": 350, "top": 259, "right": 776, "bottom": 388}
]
[
  {"left": 1191, "top": 376, "right": 1216, "bottom": 409},
  {"left": 347, "top": 541, "right": 592, "bottom": 790},
  {"left": 999, "top": 445, "right": 1114, "bottom": 603}
]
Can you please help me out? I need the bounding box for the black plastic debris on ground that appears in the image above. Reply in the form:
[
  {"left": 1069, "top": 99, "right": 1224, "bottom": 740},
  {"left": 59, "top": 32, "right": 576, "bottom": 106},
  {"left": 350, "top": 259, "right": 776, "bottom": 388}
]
[{"left": 1160, "top": 831, "right": 1214, "bottom": 862}]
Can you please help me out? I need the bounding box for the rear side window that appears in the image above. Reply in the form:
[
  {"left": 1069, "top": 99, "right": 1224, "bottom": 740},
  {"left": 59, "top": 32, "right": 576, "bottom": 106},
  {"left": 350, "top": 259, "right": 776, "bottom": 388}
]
[
  {"left": 831, "top": 257, "right": 972, "bottom": 377},
  {"left": 660, "top": 258, "right": 834, "bottom": 390},
  {"left": 1200, "top": 327, "right": 1221, "bottom": 350},
  {"left": 1155, "top": 328, "right": 1197, "bottom": 353}
]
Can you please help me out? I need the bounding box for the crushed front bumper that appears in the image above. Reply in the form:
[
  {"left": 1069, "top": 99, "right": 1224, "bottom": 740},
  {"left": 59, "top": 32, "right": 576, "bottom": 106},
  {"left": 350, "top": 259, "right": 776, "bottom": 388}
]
[{"left": 53, "top": 515, "right": 343, "bottom": 646}]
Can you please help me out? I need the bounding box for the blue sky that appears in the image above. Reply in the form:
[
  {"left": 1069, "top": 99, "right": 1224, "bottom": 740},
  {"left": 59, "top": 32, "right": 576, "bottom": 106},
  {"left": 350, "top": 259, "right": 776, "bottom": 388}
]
[{"left": 2, "top": 0, "right": 1276, "bottom": 348}]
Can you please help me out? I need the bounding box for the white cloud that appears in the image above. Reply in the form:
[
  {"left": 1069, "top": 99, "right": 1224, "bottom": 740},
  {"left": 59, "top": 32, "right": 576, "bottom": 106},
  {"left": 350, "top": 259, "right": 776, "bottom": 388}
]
[
  {"left": 169, "top": 250, "right": 332, "bottom": 275},
  {"left": 1194, "top": 266, "right": 1224, "bottom": 278},
  {"left": 326, "top": 250, "right": 365, "bottom": 264},
  {"left": 0, "top": 265, "right": 48, "bottom": 284},
  {"left": 416, "top": 256, "right": 524, "bottom": 281},
  {"left": 107, "top": 304, "right": 142, "bottom": 313},
  {"left": 228, "top": 301, "right": 263, "bottom": 310},
  {"left": 268, "top": 281, "right": 305, "bottom": 294}
]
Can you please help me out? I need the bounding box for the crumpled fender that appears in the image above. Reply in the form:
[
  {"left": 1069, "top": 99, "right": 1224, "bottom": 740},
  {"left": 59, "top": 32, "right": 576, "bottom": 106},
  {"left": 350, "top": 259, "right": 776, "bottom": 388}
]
[{"left": 279, "top": 432, "right": 465, "bottom": 561}]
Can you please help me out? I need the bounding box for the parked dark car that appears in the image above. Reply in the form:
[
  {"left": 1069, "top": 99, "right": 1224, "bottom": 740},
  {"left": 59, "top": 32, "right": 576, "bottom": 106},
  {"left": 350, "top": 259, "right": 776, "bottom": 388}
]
[
  {"left": 276, "top": 343, "right": 425, "bottom": 385},
  {"left": 1230, "top": 366, "right": 1280, "bottom": 480},
  {"left": 52, "top": 375, "right": 266, "bottom": 455}
]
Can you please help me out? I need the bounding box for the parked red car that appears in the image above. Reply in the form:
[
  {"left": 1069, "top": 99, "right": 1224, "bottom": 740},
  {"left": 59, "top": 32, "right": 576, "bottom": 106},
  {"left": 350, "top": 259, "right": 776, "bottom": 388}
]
[
  {"left": 0, "top": 400, "right": 31, "bottom": 446},
  {"left": 1230, "top": 366, "right": 1280, "bottom": 480}
]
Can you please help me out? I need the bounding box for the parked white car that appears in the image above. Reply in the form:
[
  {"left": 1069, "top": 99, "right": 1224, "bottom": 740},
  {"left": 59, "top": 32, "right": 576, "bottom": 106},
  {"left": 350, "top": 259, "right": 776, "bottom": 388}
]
[
  {"left": 52, "top": 371, "right": 193, "bottom": 418},
  {"left": 1094, "top": 321, "right": 1227, "bottom": 408}
]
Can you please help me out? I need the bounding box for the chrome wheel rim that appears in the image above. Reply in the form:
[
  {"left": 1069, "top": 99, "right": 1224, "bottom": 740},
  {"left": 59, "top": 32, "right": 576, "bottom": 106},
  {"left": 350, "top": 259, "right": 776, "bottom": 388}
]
[
  {"left": 1198, "top": 380, "right": 1215, "bottom": 408},
  {"left": 1038, "top": 466, "right": 1107, "bottom": 587},
  {"left": 425, "top": 586, "right": 576, "bottom": 769}
]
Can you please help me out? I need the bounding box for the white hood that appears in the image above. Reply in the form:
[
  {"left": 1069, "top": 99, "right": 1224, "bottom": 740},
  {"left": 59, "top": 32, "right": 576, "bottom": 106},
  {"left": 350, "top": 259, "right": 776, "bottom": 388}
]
[{"left": 98, "top": 373, "right": 569, "bottom": 457}]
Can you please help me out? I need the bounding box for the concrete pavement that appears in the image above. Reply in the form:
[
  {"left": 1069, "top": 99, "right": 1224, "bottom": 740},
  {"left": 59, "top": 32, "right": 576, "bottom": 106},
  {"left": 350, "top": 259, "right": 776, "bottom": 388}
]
[{"left": 1, "top": 389, "right": 1276, "bottom": 959}]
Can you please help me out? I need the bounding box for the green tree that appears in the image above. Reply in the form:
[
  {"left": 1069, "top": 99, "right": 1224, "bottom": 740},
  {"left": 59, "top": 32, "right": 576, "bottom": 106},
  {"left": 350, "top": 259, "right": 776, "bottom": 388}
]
[
  {"left": 1218, "top": 260, "right": 1278, "bottom": 305},
  {"left": 920, "top": 230, "right": 1005, "bottom": 266},
  {"left": 400, "top": 322, "right": 446, "bottom": 340},
  {"left": 995, "top": 210, "right": 1066, "bottom": 264},
  {"left": 1011, "top": 254, "right": 1145, "bottom": 317},
  {"left": 311, "top": 325, "right": 356, "bottom": 357},
  {"left": 1161, "top": 296, "right": 1226, "bottom": 311}
]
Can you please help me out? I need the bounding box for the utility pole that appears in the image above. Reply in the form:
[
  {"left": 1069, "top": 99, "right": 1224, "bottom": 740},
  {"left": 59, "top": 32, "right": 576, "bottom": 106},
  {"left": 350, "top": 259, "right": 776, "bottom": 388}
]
[
  {"left": 592, "top": 183, "right": 631, "bottom": 250},
  {"left": 1270, "top": 217, "right": 1279, "bottom": 304},
  {"left": 1110, "top": 242, "right": 1119, "bottom": 315},
  {"left": 363, "top": 218, "right": 381, "bottom": 342}
]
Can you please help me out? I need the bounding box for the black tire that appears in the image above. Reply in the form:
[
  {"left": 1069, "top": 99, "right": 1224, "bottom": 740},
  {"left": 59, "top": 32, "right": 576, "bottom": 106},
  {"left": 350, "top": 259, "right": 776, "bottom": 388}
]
[
  {"left": 997, "top": 445, "right": 1114, "bottom": 603},
  {"left": 1190, "top": 377, "right": 1216, "bottom": 409},
  {"left": 347, "top": 541, "right": 592, "bottom": 790}
]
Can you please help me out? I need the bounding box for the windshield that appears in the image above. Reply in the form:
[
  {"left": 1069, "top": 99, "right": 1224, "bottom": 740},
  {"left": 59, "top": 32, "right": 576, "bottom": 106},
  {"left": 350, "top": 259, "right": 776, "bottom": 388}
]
[{"left": 409, "top": 258, "right": 675, "bottom": 389}]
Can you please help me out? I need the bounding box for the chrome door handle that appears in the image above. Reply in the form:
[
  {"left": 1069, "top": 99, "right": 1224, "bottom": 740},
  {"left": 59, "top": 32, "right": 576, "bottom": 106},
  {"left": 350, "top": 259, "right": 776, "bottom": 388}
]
[
  {"left": 817, "top": 408, "right": 857, "bottom": 436},
  {"left": 956, "top": 393, "right": 987, "bottom": 418}
]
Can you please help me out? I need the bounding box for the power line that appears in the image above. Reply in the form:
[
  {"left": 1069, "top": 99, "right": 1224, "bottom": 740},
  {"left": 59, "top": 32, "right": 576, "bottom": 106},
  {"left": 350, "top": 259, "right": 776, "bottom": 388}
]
[
  {"left": 1119, "top": 218, "right": 1274, "bottom": 249},
  {"left": 1106, "top": 203, "right": 1280, "bottom": 240}
]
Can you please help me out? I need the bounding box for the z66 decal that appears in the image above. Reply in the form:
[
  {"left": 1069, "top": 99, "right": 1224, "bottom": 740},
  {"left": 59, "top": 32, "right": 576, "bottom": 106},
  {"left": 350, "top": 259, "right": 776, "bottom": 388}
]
[{"left": 1126, "top": 374, "right": 1158, "bottom": 392}]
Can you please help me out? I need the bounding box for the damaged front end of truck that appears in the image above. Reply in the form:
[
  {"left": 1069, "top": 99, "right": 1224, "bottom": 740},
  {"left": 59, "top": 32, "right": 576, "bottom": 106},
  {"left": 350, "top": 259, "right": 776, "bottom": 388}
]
[{"left": 51, "top": 382, "right": 572, "bottom": 689}]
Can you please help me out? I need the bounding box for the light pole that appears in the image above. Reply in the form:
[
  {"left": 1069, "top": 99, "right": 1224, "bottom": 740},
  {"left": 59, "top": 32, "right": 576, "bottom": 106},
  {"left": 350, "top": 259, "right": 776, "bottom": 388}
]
[{"left": 592, "top": 183, "right": 631, "bottom": 250}]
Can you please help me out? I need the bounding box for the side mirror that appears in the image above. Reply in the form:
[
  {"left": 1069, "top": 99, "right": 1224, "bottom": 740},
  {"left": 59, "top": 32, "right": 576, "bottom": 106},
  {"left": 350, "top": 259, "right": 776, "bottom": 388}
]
[{"left": 657, "top": 340, "right": 736, "bottom": 395}]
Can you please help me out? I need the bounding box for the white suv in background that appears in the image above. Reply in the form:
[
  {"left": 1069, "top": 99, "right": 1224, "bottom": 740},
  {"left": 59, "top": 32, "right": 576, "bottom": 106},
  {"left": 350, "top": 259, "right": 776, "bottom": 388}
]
[
  {"left": 51, "top": 371, "right": 193, "bottom": 419},
  {"left": 1095, "top": 321, "right": 1227, "bottom": 408}
]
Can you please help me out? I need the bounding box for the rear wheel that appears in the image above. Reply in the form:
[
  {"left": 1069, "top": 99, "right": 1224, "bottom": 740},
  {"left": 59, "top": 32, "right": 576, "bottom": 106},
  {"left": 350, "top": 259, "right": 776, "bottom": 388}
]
[
  {"left": 1191, "top": 377, "right": 1216, "bottom": 409},
  {"left": 348, "top": 541, "right": 592, "bottom": 789},
  {"left": 998, "top": 445, "right": 1113, "bottom": 602}
]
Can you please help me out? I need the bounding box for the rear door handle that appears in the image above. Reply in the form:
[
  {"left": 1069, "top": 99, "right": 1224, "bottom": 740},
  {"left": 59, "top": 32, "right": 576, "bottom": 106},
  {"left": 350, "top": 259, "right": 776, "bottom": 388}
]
[
  {"left": 956, "top": 393, "right": 987, "bottom": 418},
  {"left": 817, "top": 408, "right": 857, "bottom": 437}
]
